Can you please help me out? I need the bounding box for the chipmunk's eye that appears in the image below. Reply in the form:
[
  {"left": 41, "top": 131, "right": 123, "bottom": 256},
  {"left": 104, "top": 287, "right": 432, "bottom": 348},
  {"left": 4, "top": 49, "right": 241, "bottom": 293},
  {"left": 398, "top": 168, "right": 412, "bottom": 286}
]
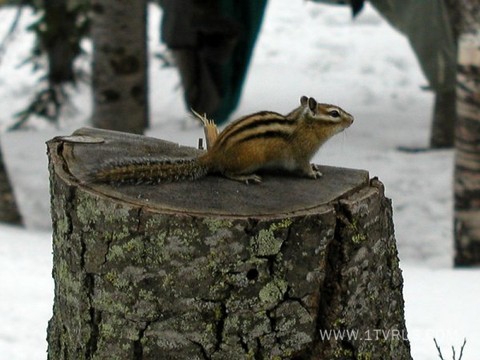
[{"left": 329, "top": 110, "right": 340, "bottom": 118}]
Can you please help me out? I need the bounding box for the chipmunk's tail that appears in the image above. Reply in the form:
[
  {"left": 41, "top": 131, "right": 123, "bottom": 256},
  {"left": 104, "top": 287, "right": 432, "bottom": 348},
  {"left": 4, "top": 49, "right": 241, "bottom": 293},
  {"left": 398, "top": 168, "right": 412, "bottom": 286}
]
[{"left": 90, "top": 157, "right": 209, "bottom": 184}]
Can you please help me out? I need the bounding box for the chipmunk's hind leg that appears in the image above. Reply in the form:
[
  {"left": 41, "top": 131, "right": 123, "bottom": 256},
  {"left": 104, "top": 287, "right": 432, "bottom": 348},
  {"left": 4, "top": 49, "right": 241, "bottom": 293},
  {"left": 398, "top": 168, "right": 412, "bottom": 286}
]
[{"left": 223, "top": 171, "right": 262, "bottom": 184}]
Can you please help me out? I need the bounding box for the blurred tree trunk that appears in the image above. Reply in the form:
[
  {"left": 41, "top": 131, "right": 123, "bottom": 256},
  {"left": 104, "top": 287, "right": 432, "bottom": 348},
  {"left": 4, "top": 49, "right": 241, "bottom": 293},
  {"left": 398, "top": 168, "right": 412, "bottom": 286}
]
[
  {"left": 430, "top": 90, "right": 456, "bottom": 148},
  {"left": 428, "top": 0, "right": 461, "bottom": 149},
  {"left": 0, "top": 141, "right": 22, "bottom": 225},
  {"left": 454, "top": 0, "right": 480, "bottom": 266},
  {"left": 44, "top": 0, "right": 77, "bottom": 85},
  {"left": 91, "top": 0, "right": 149, "bottom": 134}
]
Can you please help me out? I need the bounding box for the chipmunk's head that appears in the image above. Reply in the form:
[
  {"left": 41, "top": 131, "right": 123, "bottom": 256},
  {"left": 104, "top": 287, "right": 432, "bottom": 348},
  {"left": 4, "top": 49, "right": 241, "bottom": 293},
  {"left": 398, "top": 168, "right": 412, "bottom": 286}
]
[{"left": 300, "top": 96, "right": 354, "bottom": 133}]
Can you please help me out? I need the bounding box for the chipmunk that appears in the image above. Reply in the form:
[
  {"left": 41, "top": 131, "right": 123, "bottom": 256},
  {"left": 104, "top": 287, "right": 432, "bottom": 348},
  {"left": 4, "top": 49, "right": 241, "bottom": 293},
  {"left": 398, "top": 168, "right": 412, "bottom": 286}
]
[{"left": 92, "top": 96, "right": 353, "bottom": 184}]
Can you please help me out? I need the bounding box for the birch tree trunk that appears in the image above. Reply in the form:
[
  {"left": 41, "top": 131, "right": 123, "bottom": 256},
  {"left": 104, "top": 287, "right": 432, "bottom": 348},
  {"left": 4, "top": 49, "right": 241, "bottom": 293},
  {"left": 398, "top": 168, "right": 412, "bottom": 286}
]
[
  {"left": 91, "top": 0, "right": 148, "bottom": 134},
  {"left": 454, "top": 0, "right": 480, "bottom": 266}
]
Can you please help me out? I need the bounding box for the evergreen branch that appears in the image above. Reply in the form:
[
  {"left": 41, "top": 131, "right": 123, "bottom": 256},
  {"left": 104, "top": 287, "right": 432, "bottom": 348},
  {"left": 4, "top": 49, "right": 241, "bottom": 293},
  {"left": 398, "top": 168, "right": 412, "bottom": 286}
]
[{"left": 8, "top": 85, "right": 66, "bottom": 131}]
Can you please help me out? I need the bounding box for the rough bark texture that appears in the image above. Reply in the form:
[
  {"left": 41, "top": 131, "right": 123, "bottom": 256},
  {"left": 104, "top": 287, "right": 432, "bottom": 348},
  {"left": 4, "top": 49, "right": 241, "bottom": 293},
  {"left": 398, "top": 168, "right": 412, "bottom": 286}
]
[
  {"left": 91, "top": 0, "right": 148, "bottom": 134},
  {"left": 47, "top": 128, "right": 411, "bottom": 359},
  {"left": 0, "top": 142, "right": 22, "bottom": 224},
  {"left": 454, "top": 30, "right": 480, "bottom": 266}
]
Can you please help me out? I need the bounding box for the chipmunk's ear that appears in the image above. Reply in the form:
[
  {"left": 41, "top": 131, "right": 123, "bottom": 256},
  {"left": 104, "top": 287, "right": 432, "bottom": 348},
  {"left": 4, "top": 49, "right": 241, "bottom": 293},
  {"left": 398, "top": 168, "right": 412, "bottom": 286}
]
[
  {"left": 300, "top": 96, "right": 308, "bottom": 106},
  {"left": 308, "top": 97, "right": 318, "bottom": 114}
]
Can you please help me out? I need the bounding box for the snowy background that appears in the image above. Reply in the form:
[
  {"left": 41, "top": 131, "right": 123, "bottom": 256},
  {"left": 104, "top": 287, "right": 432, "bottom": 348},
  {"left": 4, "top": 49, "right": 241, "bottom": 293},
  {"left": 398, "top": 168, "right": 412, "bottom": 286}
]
[{"left": 0, "top": 1, "right": 479, "bottom": 359}]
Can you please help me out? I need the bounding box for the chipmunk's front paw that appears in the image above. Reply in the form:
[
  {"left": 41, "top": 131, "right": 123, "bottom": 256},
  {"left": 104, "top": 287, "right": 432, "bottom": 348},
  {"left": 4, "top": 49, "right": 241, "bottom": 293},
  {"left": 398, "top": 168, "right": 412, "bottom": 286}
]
[
  {"left": 311, "top": 164, "right": 323, "bottom": 178},
  {"left": 306, "top": 164, "right": 323, "bottom": 179}
]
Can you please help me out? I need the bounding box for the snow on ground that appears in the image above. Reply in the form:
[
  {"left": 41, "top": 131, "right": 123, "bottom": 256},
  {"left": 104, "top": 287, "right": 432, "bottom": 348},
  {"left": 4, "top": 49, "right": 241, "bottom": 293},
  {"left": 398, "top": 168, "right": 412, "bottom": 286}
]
[
  {"left": 0, "top": 224, "right": 52, "bottom": 360},
  {"left": 0, "top": 2, "right": 478, "bottom": 359}
]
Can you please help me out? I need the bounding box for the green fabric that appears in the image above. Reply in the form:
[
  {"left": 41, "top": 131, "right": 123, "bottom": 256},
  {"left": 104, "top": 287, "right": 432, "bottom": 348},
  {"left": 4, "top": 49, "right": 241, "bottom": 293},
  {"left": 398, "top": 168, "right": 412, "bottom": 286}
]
[
  {"left": 309, "top": 0, "right": 456, "bottom": 93},
  {"left": 214, "top": 1, "right": 268, "bottom": 123},
  {"left": 369, "top": 0, "right": 456, "bottom": 92},
  {"left": 160, "top": 0, "right": 268, "bottom": 124}
]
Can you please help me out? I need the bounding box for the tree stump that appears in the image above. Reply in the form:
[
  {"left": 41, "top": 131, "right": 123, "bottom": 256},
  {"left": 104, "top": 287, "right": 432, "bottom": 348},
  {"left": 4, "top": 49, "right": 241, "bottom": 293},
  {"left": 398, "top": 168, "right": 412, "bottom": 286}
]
[{"left": 46, "top": 127, "right": 411, "bottom": 359}]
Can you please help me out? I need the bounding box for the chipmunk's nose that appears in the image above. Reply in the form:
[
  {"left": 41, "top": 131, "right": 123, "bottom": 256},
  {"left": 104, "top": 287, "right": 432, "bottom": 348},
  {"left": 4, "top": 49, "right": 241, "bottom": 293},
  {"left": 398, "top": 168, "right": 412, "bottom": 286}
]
[{"left": 347, "top": 114, "right": 354, "bottom": 125}]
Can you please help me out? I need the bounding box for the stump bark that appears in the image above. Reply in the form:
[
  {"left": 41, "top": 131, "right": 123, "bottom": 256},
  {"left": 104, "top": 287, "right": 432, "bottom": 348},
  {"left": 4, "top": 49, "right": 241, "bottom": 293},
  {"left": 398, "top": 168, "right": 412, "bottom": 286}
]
[{"left": 46, "top": 127, "right": 411, "bottom": 359}]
